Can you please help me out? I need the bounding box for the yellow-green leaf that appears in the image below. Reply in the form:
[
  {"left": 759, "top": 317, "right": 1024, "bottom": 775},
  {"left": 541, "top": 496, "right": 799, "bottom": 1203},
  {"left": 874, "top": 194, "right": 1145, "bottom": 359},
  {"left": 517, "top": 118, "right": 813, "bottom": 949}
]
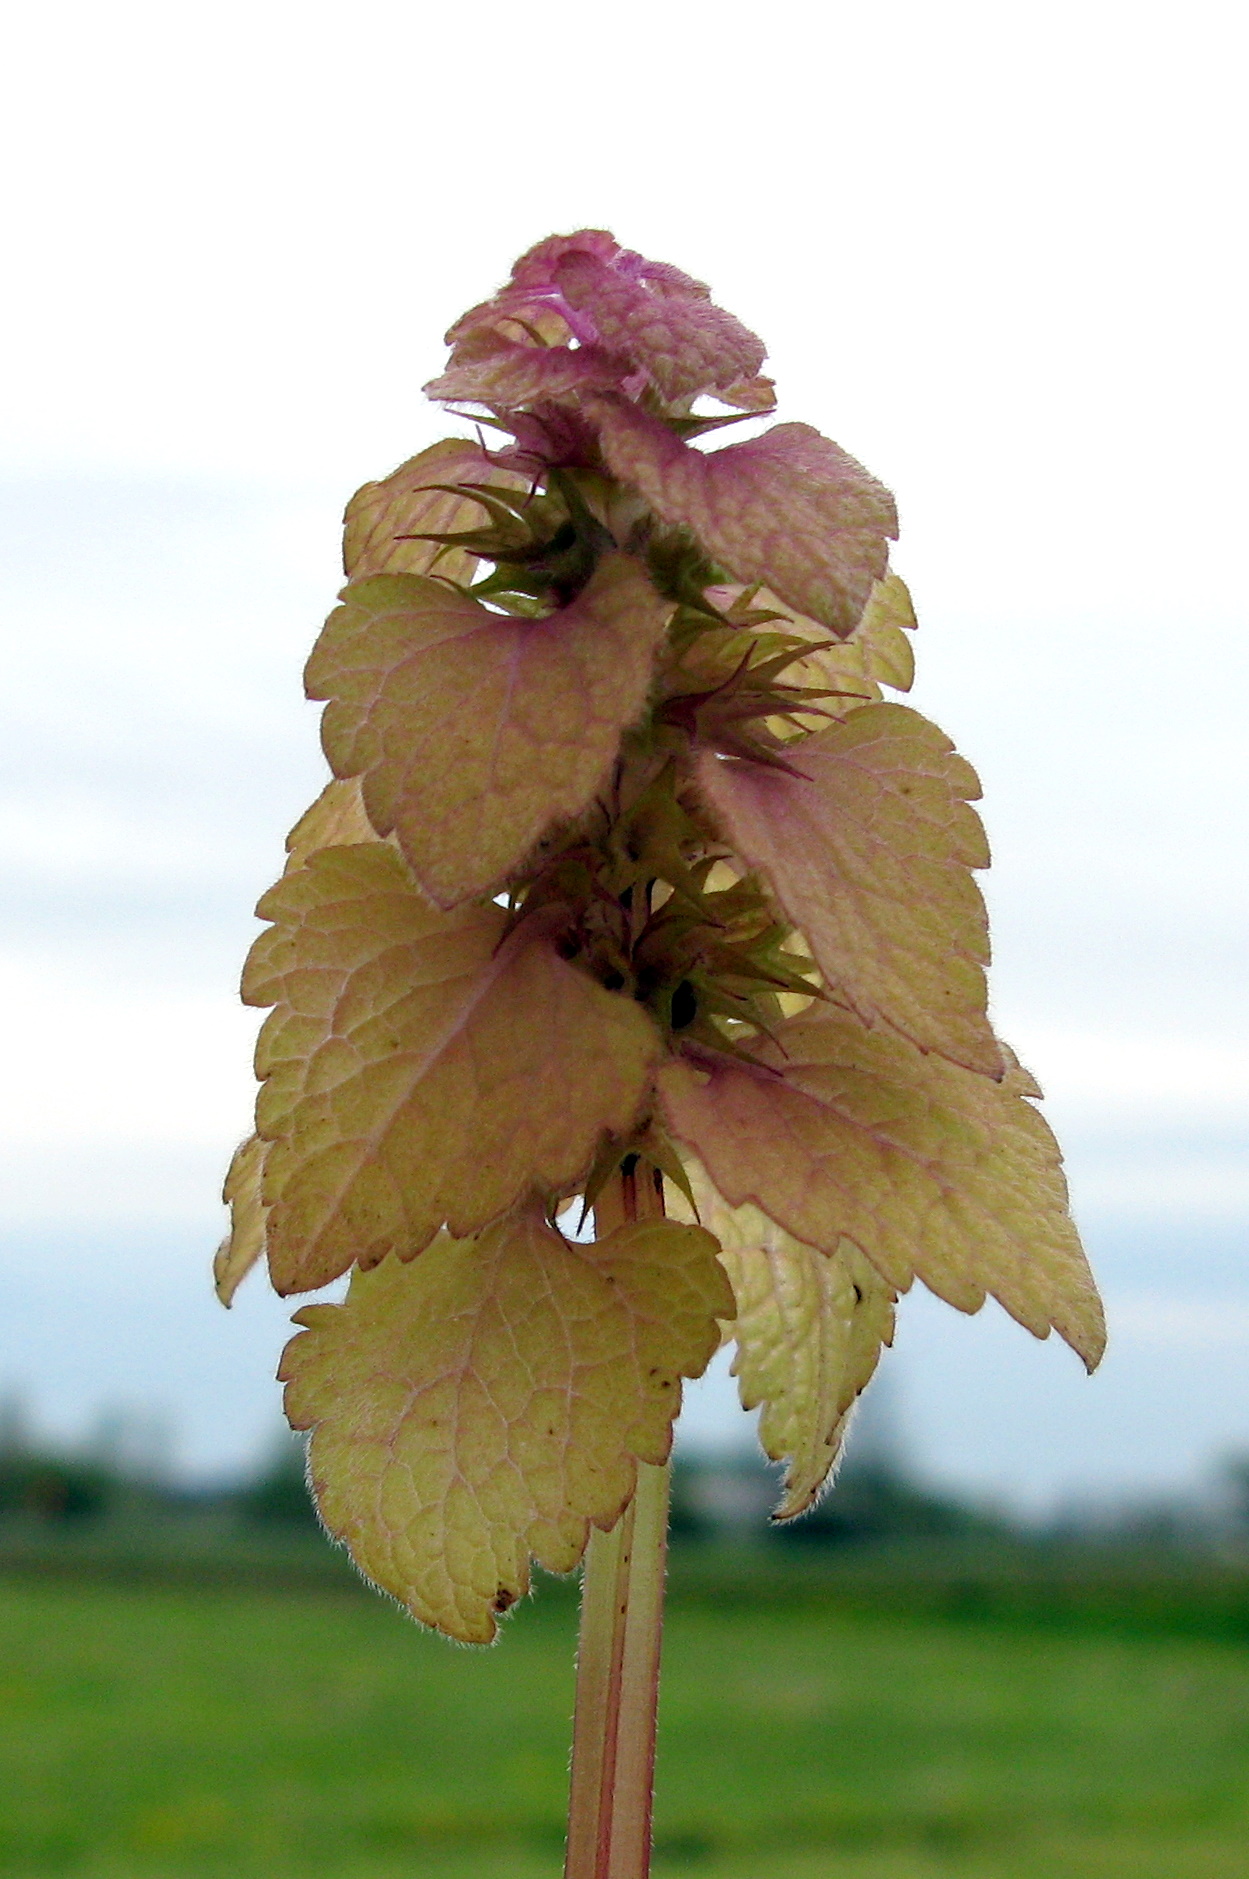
[
  {"left": 305, "top": 553, "right": 670, "bottom": 908},
  {"left": 283, "top": 778, "right": 374, "bottom": 870},
  {"left": 735, "top": 573, "right": 916, "bottom": 713},
  {"left": 658, "top": 1006, "right": 1105, "bottom": 1370},
  {"left": 342, "top": 438, "right": 523, "bottom": 584},
  {"left": 697, "top": 703, "right": 1002, "bottom": 1076},
  {"left": 793, "top": 573, "right": 917, "bottom": 710},
  {"left": 853, "top": 573, "right": 917, "bottom": 692},
  {"left": 214, "top": 1134, "right": 268, "bottom": 1306},
  {"left": 668, "top": 1162, "right": 895, "bottom": 1518},
  {"left": 280, "top": 1208, "right": 733, "bottom": 1642},
  {"left": 244, "top": 842, "right": 661, "bottom": 1293}
]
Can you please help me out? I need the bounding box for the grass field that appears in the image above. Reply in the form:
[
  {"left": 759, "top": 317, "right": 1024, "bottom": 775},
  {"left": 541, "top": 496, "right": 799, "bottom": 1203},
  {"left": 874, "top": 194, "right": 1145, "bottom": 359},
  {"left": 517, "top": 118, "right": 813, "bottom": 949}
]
[{"left": 4, "top": 1573, "right": 1249, "bottom": 1877}]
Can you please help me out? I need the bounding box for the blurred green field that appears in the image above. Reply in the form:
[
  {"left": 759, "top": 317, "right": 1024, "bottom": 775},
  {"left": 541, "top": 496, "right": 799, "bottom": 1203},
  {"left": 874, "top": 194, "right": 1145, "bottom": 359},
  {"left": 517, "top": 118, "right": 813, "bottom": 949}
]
[{"left": 4, "top": 1574, "right": 1249, "bottom": 1878}]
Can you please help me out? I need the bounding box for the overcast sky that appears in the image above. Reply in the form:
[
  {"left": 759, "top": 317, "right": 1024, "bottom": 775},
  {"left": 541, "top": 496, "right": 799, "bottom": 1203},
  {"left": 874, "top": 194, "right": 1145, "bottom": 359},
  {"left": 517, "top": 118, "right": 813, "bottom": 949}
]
[{"left": 1, "top": 0, "right": 1246, "bottom": 1509}]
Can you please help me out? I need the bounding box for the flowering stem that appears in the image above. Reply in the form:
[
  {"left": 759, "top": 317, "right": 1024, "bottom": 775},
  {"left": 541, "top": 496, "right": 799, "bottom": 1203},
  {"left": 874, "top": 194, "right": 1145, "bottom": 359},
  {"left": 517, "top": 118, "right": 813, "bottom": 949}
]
[{"left": 564, "top": 1164, "right": 671, "bottom": 1879}]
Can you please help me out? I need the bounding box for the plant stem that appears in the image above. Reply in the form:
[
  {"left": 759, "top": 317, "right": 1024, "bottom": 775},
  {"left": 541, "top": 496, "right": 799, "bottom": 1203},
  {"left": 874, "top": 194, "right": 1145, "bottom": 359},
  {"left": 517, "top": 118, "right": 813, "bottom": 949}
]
[{"left": 564, "top": 1164, "right": 671, "bottom": 1879}]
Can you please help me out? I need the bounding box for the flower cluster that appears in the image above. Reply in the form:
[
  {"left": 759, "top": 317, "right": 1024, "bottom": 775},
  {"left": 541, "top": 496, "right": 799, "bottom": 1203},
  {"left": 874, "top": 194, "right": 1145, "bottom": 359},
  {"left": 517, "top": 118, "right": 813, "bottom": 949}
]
[{"left": 219, "top": 232, "right": 1103, "bottom": 1643}]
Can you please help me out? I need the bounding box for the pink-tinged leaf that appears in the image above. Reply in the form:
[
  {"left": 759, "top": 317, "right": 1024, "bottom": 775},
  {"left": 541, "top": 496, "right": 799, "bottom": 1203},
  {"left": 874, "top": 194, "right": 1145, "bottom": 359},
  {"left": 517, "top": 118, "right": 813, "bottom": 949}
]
[
  {"left": 670, "top": 1161, "right": 896, "bottom": 1517},
  {"left": 442, "top": 229, "right": 770, "bottom": 408},
  {"left": 244, "top": 843, "right": 661, "bottom": 1294},
  {"left": 549, "top": 245, "right": 766, "bottom": 405},
  {"left": 305, "top": 553, "right": 670, "bottom": 908},
  {"left": 593, "top": 399, "right": 897, "bottom": 634},
  {"left": 658, "top": 1007, "right": 1105, "bottom": 1370},
  {"left": 343, "top": 438, "right": 524, "bottom": 584},
  {"left": 425, "top": 330, "right": 625, "bottom": 408},
  {"left": 280, "top": 1208, "right": 732, "bottom": 1642},
  {"left": 697, "top": 703, "right": 1002, "bottom": 1076},
  {"left": 214, "top": 1134, "right": 268, "bottom": 1306}
]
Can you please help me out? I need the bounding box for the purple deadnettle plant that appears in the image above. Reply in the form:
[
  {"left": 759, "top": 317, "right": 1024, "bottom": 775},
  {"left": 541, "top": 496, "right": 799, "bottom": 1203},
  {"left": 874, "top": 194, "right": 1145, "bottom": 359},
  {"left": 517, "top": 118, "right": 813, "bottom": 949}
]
[{"left": 218, "top": 230, "right": 1104, "bottom": 1879}]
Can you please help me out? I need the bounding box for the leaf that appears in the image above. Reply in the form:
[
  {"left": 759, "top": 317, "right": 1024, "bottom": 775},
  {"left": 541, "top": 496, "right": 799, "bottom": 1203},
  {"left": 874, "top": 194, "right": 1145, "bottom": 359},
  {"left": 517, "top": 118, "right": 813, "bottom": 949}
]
[
  {"left": 441, "top": 230, "right": 769, "bottom": 408},
  {"left": 214, "top": 1134, "right": 268, "bottom": 1306},
  {"left": 549, "top": 244, "right": 767, "bottom": 404},
  {"left": 425, "top": 330, "right": 625, "bottom": 408},
  {"left": 244, "top": 842, "right": 661, "bottom": 1293},
  {"left": 280, "top": 1207, "right": 733, "bottom": 1642},
  {"left": 283, "top": 778, "right": 374, "bottom": 871},
  {"left": 305, "top": 553, "right": 670, "bottom": 908},
  {"left": 790, "top": 572, "right": 918, "bottom": 708},
  {"left": 669, "top": 1161, "right": 896, "bottom": 1518},
  {"left": 712, "top": 375, "right": 778, "bottom": 415},
  {"left": 696, "top": 703, "right": 1002, "bottom": 1075},
  {"left": 703, "top": 574, "right": 916, "bottom": 720},
  {"left": 657, "top": 1005, "right": 1106, "bottom": 1370},
  {"left": 853, "top": 573, "right": 917, "bottom": 692},
  {"left": 342, "top": 438, "right": 524, "bottom": 584},
  {"left": 594, "top": 399, "right": 897, "bottom": 635}
]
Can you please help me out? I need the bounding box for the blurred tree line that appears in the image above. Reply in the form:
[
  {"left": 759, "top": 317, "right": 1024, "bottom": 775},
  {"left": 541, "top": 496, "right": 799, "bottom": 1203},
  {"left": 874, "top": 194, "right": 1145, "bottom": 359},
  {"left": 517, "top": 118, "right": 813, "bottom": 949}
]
[
  {"left": 670, "top": 1449, "right": 1001, "bottom": 1547},
  {"left": 0, "top": 1387, "right": 989, "bottom": 1546},
  {"left": 0, "top": 1399, "right": 321, "bottom": 1534},
  {"left": 5, "top": 1389, "right": 1249, "bottom": 1556}
]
